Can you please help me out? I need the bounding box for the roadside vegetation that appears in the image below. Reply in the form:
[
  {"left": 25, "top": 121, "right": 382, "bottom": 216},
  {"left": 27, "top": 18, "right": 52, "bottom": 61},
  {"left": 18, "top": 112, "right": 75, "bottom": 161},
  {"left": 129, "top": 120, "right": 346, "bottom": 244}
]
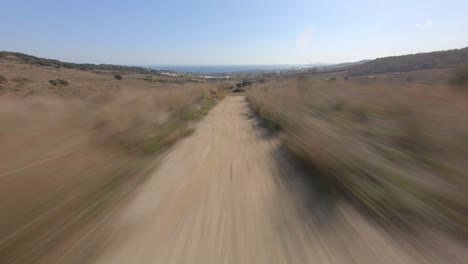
[
  {"left": 247, "top": 76, "right": 468, "bottom": 238},
  {"left": 49, "top": 78, "right": 69, "bottom": 86},
  {"left": 11, "top": 77, "right": 33, "bottom": 87},
  {"left": 0, "top": 78, "right": 224, "bottom": 263}
]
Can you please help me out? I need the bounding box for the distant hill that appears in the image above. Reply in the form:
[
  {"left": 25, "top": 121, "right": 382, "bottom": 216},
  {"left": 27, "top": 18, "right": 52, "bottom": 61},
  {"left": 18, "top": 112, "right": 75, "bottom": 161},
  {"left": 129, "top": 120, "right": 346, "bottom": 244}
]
[
  {"left": 347, "top": 47, "right": 468, "bottom": 77},
  {"left": 0, "top": 51, "right": 170, "bottom": 75},
  {"left": 330, "top": 60, "right": 371, "bottom": 68}
]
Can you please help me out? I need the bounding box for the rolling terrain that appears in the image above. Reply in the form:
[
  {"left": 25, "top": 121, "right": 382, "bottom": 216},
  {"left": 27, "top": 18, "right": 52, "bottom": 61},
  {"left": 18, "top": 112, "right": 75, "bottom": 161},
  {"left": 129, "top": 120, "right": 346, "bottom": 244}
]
[{"left": 1, "top": 51, "right": 467, "bottom": 263}]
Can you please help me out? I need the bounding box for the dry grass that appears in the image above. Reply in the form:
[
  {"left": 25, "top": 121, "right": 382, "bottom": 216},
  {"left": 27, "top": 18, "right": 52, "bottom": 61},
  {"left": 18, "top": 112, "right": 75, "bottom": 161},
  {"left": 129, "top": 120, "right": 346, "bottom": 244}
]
[
  {"left": 350, "top": 68, "right": 456, "bottom": 86},
  {"left": 0, "top": 61, "right": 224, "bottom": 263},
  {"left": 247, "top": 78, "right": 468, "bottom": 237},
  {"left": 0, "top": 57, "right": 228, "bottom": 98}
]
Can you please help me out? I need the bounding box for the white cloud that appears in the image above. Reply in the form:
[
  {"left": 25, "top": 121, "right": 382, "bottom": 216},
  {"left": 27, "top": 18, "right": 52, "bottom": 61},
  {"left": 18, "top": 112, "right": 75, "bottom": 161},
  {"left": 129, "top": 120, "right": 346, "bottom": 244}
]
[
  {"left": 425, "top": 20, "right": 432, "bottom": 25},
  {"left": 296, "top": 29, "right": 313, "bottom": 49}
]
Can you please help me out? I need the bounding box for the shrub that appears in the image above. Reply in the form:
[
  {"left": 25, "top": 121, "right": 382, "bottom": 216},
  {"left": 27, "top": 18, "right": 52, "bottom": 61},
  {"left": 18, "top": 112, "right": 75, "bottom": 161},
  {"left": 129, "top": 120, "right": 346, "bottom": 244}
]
[
  {"left": 242, "top": 80, "right": 253, "bottom": 86},
  {"left": 0, "top": 74, "right": 7, "bottom": 84},
  {"left": 56, "top": 79, "right": 69, "bottom": 86},
  {"left": 114, "top": 74, "right": 123, "bottom": 80},
  {"left": 12, "top": 77, "right": 32, "bottom": 87},
  {"left": 235, "top": 80, "right": 254, "bottom": 88},
  {"left": 36, "top": 59, "right": 53, "bottom": 66},
  {"left": 233, "top": 88, "right": 245, "bottom": 93},
  {"left": 450, "top": 65, "right": 468, "bottom": 86},
  {"left": 49, "top": 79, "right": 69, "bottom": 86}
]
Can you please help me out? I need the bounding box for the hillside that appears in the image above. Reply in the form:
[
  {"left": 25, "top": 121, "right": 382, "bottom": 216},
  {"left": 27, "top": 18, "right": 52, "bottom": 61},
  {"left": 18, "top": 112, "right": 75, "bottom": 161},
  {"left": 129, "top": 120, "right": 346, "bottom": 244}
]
[
  {"left": 0, "top": 54, "right": 222, "bottom": 98},
  {"left": 0, "top": 51, "right": 171, "bottom": 75},
  {"left": 347, "top": 47, "right": 468, "bottom": 77}
]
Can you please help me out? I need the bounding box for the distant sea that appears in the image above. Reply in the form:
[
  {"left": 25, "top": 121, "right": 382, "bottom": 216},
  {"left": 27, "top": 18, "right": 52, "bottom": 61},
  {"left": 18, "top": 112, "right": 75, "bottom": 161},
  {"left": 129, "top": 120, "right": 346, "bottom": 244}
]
[{"left": 146, "top": 65, "right": 305, "bottom": 73}]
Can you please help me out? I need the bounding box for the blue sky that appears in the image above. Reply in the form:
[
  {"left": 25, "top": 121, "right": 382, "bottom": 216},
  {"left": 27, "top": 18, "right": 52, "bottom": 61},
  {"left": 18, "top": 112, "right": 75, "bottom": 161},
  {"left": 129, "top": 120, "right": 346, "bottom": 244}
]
[{"left": 2, "top": 0, "right": 468, "bottom": 65}]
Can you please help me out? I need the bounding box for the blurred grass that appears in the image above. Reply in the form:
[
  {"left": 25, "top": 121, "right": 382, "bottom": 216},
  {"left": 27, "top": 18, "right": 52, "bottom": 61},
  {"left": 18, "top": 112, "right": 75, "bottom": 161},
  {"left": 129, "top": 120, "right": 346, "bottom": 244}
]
[
  {"left": 247, "top": 77, "right": 468, "bottom": 238},
  {"left": 144, "top": 90, "right": 223, "bottom": 154},
  {"left": 0, "top": 85, "right": 224, "bottom": 263}
]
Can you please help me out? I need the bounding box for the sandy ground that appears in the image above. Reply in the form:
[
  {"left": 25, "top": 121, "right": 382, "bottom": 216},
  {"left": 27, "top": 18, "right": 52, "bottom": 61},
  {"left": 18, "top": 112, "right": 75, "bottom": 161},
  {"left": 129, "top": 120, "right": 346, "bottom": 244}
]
[{"left": 88, "top": 96, "right": 464, "bottom": 264}]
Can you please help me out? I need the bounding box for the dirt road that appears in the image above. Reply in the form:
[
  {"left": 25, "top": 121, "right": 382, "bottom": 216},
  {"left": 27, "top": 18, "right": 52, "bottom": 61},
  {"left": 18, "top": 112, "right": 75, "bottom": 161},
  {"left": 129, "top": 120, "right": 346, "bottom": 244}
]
[{"left": 90, "top": 96, "right": 462, "bottom": 264}]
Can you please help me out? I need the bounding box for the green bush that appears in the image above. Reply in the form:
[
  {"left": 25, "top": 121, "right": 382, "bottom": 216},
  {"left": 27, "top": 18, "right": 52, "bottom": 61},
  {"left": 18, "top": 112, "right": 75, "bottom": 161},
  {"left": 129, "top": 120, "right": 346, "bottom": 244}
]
[
  {"left": 36, "top": 59, "right": 53, "bottom": 66},
  {"left": 49, "top": 79, "right": 69, "bottom": 86},
  {"left": 114, "top": 74, "right": 123, "bottom": 80},
  {"left": 56, "top": 79, "right": 69, "bottom": 86}
]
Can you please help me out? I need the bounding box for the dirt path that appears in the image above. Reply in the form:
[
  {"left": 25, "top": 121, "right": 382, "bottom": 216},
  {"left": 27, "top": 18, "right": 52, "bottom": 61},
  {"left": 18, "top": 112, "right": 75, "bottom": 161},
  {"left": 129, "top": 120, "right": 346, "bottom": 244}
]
[{"left": 90, "top": 96, "right": 461, "bottom": 264}]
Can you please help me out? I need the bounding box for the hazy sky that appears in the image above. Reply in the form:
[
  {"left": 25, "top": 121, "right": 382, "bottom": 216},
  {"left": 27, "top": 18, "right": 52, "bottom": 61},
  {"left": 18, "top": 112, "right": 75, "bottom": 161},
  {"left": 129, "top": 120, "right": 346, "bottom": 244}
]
[{"left": 2, "top": 0, "right": 468, "bottom": 65}]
